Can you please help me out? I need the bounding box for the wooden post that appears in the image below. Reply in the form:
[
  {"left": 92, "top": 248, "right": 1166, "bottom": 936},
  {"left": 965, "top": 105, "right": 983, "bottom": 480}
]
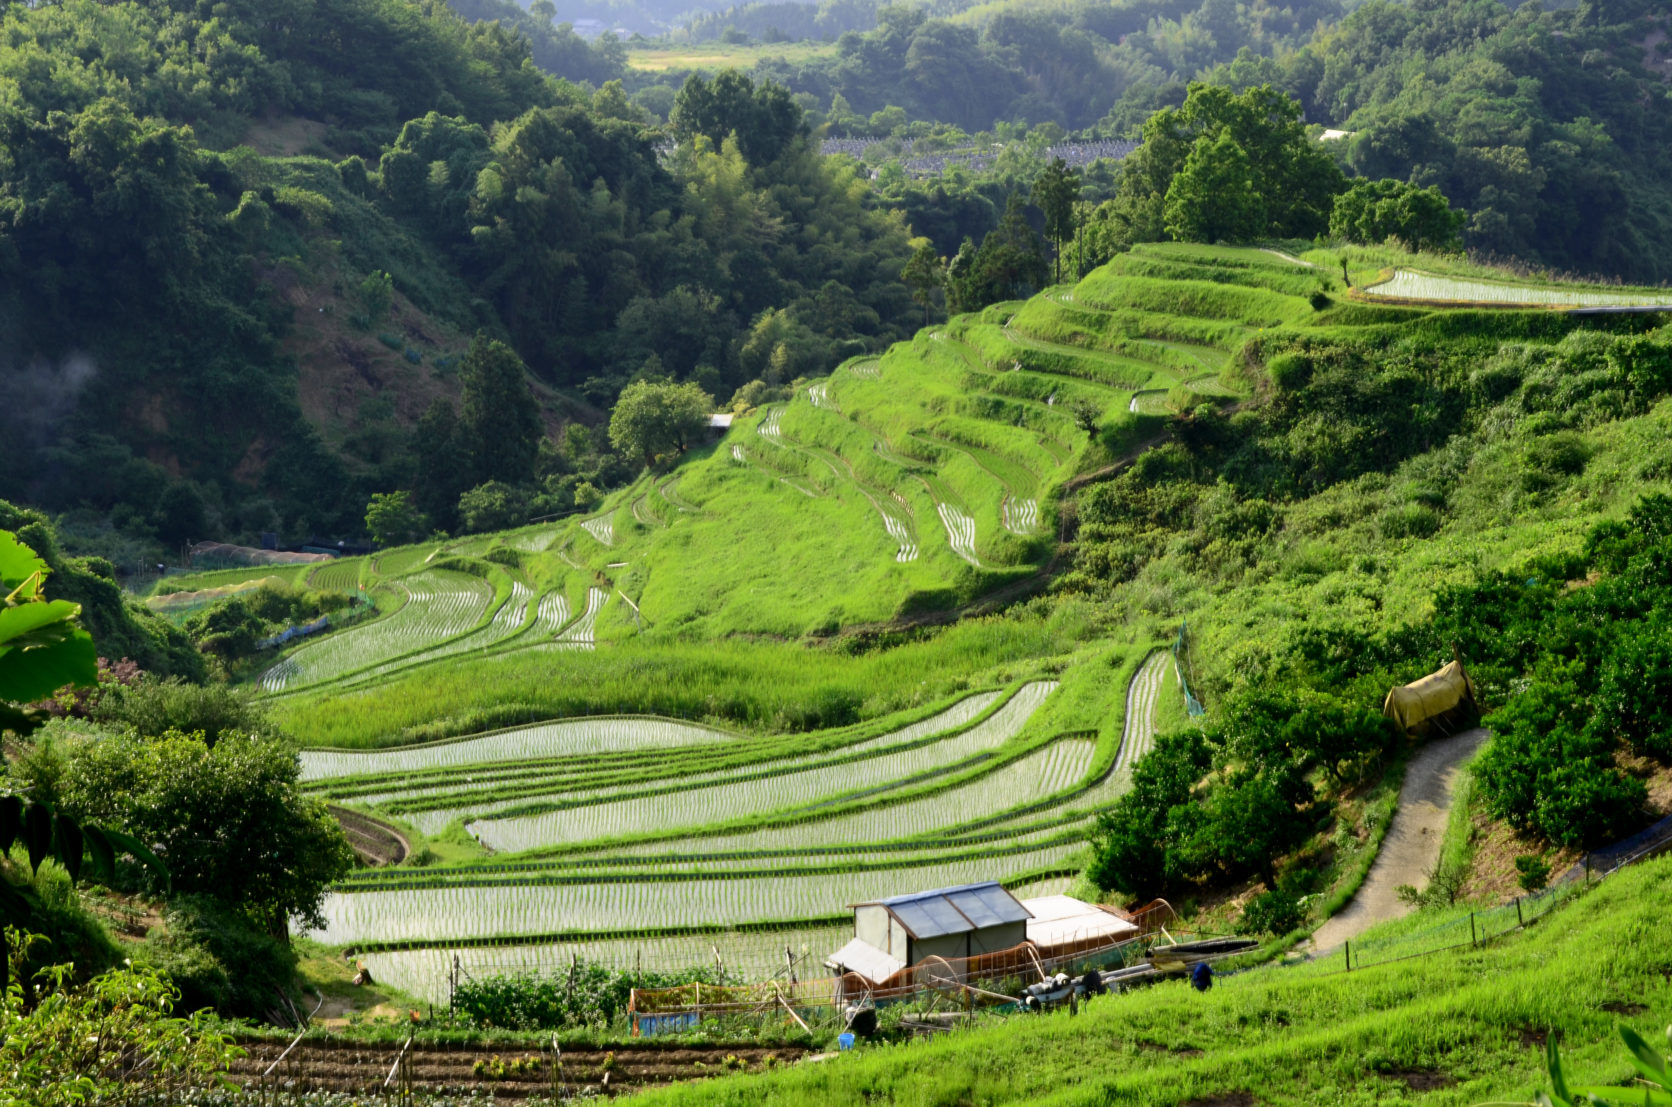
[
  {"left": 1516, "top": 897, "right": 1524, "bottom": 928},
  {"left": 1470, "top": 912, "right": 1476, "bottom": 947},
  {"left": 1344, "top": 941, "right": 1350, "bottom": 971}
]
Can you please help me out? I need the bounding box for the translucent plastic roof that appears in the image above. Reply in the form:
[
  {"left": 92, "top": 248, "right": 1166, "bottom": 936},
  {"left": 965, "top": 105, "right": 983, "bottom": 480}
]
[{"left": 862, "top": 882, "right": 1031, "bottom": 939}]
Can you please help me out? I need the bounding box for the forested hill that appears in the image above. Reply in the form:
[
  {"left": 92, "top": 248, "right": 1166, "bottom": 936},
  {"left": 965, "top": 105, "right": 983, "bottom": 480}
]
[
  {"left": 0, "top": 0, "right": 915, "bottom": 548},
  {"left": 654, "top": 0, "right": 1672, "bottom": 284}
]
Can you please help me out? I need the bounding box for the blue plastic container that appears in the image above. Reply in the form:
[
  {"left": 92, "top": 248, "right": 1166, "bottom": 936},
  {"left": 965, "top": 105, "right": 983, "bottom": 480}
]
[{"left": 838, "top": 1032, "right": 856, "bottom": 1051}]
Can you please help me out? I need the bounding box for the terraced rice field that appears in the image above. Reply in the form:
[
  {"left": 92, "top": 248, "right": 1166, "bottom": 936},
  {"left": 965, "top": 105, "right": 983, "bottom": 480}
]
[
  {"left": 554, "top": 587, "right": 608, "bottom": 648},
  {"left": 295, "top": 654, "right": 1178, "bottom": 1004},
  {"left": 581, "top": 515, "right": 615, "bottom": 547},
  {"left": 936, "top": 503, "right": 981, "bottom": 566},
  {"left": 1361, "top": 269, "right": 1672, "bottom": 308},
  {"left": 468, "top": 683, "right": 1055, "bottom": 851},
  {"left": 306, "top": 844, "right": 1078, "bottom": 946},
  {"left": 260, "top": 572, "right": 492, "bottom": 692}
]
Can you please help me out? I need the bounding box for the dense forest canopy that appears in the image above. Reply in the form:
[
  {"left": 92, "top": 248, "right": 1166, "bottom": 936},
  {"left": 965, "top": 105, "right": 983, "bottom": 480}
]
[
  {"left": 0, "top": 0, "right": 1668, "bottom": 559},
  {"left": 0, "top": 0, "right": 915, "bottom": 550}
]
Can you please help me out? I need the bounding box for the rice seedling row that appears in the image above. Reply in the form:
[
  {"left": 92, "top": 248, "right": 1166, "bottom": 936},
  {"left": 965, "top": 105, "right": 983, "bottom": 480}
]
[
  {"left": 338, "top": 815, "right": 1093, "bottom": 891},
  {"left": 467, "top": 683, "right": 1055, "bottom": 852},
  {"left": 308, "top": 557, "right": 364, "bottom": 592},
  {"left": 1002, "top": 496, "right": 1040, "bottom": 534},
  {"left": 846, "top": 358, "right": 881, "bottom": 380},
  {"left": 347, "top": 828, "right": 1088, "bottom": 893},
  {"left": 299, "top": 715, "right": 740, "bottom": 781},
  {"left": 304, "top": 843, "right": 1080, "bottom": 945},
  {"left": 807, "top": 380, "right": 837, "bottom": 410}
]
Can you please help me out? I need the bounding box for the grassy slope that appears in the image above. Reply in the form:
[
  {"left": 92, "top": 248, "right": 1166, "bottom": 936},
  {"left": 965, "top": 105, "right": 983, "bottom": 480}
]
[{"left": 636, "top": 854, "right": 1672, "bottom": 1107}]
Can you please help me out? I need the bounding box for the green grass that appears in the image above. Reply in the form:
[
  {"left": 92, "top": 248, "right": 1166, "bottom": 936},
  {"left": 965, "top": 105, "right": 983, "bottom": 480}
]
[{"left": 631, "top": 854, "right": 1672, "bottom": 1106}]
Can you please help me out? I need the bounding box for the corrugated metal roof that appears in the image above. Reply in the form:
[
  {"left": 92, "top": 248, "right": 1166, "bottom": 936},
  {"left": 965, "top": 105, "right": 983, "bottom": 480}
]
[{"left": 859, "top": 882, "right": 1031, "bottom": 938}]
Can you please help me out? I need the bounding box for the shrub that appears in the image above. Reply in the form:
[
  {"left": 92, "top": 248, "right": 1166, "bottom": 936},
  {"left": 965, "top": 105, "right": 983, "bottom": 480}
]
[
  {"left": 1514, "top": 855, "right": 1551, "bottom": 894},
  {"left": 1236, "top": 888, "right": 1306, "bottom": 936}
]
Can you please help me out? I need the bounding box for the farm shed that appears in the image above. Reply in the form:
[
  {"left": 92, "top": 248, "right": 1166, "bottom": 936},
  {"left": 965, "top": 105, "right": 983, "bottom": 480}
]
[
  {"left": 1382, "top": 659, "right": 1478, "bottom": 737},
  {"left": 827, "top": 882, "right": 1031, "bottom": 983}
]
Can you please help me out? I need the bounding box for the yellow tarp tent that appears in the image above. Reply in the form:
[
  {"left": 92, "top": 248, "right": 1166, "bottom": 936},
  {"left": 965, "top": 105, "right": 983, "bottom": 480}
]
[{"left": 1382, "top": 660, "right": 1477, "bottom": 736}]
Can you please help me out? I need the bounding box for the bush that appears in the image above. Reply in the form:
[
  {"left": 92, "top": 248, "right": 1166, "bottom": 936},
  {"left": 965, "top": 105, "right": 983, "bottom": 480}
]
[
  {"left": 1515, "top": 855, "right": 1551, "bottom": 894},
  {"left": 142, "top": 895, "right": 298, "bottom": 1018},
  {"left": 457, "top": 481, "right": 531, "bottom": 534},
  {"left": 1235, "top": 888, "right": 1306, "bottom": 936}
]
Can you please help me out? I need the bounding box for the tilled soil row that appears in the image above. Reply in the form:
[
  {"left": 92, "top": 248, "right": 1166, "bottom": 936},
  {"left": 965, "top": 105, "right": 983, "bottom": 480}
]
[{"left": 231, "top": 1041, "right": 807, "bottom": 1098}]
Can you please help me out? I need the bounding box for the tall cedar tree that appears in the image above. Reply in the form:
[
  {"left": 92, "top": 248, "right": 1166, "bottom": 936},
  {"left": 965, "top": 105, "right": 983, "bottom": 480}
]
[{"left": 459, "top": 334, "right": 543, "bottom": 487}]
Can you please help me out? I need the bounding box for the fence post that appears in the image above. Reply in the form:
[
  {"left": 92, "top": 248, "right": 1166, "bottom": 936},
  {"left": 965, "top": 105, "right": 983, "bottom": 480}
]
[
  {"left": 1516, "top": 897, "right": 1523, "bottom": 928},
  {"left": 1344, "top": 941, "right": 1350, "bottom": 972},
  {"left": 1470, "top": 912, "right": 1476, "bottom": 947}
]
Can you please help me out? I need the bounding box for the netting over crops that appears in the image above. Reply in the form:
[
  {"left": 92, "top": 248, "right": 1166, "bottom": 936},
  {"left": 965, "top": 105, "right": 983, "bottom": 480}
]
[{"left": 189, "top": 541, "right": 333, "bottom": 567}]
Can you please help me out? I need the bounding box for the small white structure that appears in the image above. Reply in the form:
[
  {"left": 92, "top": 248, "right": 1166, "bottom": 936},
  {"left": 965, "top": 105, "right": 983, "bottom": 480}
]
[
  {"left": 1021, "top": 895, "right": 1138, "bottom": 957},
  {"left": 706, "top": 413, "right": 735, "bottom": 429},
  {"left": 1319, "top": 129, "right": 1355, "bottom": 142}
]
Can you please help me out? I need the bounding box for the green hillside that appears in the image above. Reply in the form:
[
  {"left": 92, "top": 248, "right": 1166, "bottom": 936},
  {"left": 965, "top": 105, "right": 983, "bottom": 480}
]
[
  {"left": 633, "top": 852, "right": 1672, "bottom": 1107},
  {"left": 100, "top": 242, "right": 1665, "bottom": 1017}
]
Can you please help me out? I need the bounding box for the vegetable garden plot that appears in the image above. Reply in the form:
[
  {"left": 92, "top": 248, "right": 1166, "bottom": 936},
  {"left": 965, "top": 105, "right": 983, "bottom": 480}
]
[
  {"left": 362, "top": 923, "right": 855, "bottom": 1003},
  {"left": 469, "top": 682, "right": 1057, "bottom": 852},
  {"left": 306, "top": 843, "right": 1079, "bottom": 945},
  {"left": 1361, "top": 269, "right": 1672, "bottom": 308},
  {"left": 581, "top": 515, "right": 615, "bottom": 547},
  {"left": 553, "top": 587, "right": 608, "bottom": 649},
  {"left": 258, "top": 572, "right": 492, "bottom": 693},
  {"left": 299, "top": 717, "right": 738, "bottom": 782}
]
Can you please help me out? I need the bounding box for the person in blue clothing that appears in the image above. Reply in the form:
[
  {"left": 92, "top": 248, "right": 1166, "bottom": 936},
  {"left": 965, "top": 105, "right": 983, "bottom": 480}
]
[{"left": 1190, "top": 962, "right": 1213, "bottom": 992}]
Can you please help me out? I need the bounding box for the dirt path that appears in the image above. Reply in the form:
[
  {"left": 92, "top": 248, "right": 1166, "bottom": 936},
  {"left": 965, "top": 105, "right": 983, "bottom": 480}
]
[{"left": 1311, "top": 727, "right": 1490, "bottom": 952}]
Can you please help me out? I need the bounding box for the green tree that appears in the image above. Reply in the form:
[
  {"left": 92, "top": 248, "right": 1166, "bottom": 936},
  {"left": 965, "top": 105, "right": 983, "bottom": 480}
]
[
  {"left": 1164, "top": 129, "right": 1265, "bottom": 244},
  {"left": 356, "top": 270, "right": 394, "bottom": 326},
  {"left": 412, "top": 399, "right": 471, "bottom": 533},
  {"left": 607, "top": 380, "right": 715, "bottom": 470},
  {"left": 61, "top": 731, "right": 355, "bottom": 937},
  {"left": 459, "top": 334, "right": 543, "bottom": 487},
  {"left": 1033, "top": 157, "right": 1081, "bottom": 283},
  {"left": 457, "top": 480, "right": 531, "bottom": 534},
  {"left": 1330, "top": 178, "right": 1464, "bottom": 252},
  {"left": 365, "top": 490, "right": 429, "bottom": 547},
  {"left": 900, "top": 242, "right": 944, "bottom": 326}
]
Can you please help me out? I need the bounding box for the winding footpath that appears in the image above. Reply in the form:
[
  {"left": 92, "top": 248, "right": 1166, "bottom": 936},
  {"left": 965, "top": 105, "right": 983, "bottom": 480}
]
[{"left": 1311, "top": 727, "right": 1491, "bottom": 952}]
